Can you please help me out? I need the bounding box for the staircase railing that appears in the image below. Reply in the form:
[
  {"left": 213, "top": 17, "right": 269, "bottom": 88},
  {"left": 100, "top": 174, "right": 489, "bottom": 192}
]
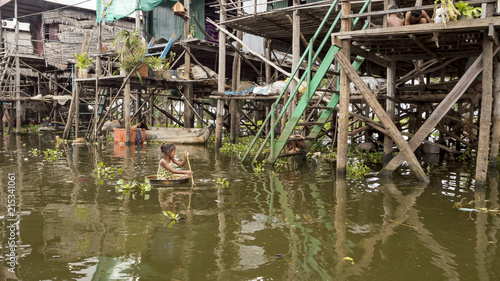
[{"left": 241, "top": 0, "right": 372, "bottom": 164}]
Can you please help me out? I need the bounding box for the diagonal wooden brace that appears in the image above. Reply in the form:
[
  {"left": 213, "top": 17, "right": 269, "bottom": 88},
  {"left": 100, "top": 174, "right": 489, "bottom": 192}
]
[
  {"left": 335, "top": 51, "right": 429, "bottom": 183},
  {"left": 379, "top": 46, "right": 500, "bottom": 176}
]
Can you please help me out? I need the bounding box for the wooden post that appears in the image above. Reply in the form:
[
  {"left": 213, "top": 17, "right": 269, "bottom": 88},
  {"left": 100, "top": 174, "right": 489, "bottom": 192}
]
[
  {"left": 184, "top": 82, "right": 194, "bottom": 127},
  {"left": 230, "top": 28, "right": 242, "bottom": 143},
  {"left": 384, "top": 61, "right": 396, "bottom": 164},
  {"left": 336, "top": 51, "right": 429, "bottom": 182},
  {"left": 149, "top": 92, "right": 154, "bottom": 126},
  {"left": 215, "top": 0, "right": 227, "bottom": 150},
  {"left": 383, "top": 0, "right": 388, "bottom": 27},
  {"left": 0, "top": 5, "right": 3, "bottom": 134},
  {"left": 136, "top": 91, "right": 142, "bottom": 124},
  {"left": 93, "top": 22, "right": 102, "bottom": 140},
  {"left": 74, "top": 81, "right": 80, "bottom": 138},
  {"left": 15, "top": 0, "right": 21, "bottom": 133},
  {"left": 265, "top": 39, "right": 271, "bottom": 84},
  {"left": 124, "top": 79, "right": 131, "bottom": 144},
  {"left": 63, "top": 77, "right": 77, "bottom": 139},
  {"left": 489, "top": 60, "right": 500, "bottom": 168},
  {"left": 475, "top": 36, "right": 494, "bottom": 185},
  {"left": 0, "top": 101, "right": 3, "bottom": 134},
  {"left": 290, "top": 0, "right": 300, "bottom": 114},
  {"left": 336, "top": 0, "right": 351, "bottom": 176}
]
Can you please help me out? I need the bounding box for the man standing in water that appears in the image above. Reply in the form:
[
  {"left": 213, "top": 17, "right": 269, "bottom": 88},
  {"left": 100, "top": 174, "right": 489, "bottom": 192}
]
[{"left": 405, "top": 9, "right": 432, "bottom": 25}]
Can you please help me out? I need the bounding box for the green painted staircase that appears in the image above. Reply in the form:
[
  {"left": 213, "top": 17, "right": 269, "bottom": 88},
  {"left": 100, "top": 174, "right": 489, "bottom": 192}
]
[{"left": 241, "top": 1, "right": 371, "bottom": 165}]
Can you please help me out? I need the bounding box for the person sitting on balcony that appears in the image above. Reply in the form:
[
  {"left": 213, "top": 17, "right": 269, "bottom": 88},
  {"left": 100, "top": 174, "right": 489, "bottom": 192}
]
[
  {"left": 387, "top": 6, "right": 404, "bottom": 27},
  {"left": 405, "top": 9, "right": 432, "bottom": 25}
]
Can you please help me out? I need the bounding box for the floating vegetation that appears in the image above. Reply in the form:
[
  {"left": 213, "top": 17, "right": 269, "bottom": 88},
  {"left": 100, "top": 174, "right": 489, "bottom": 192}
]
[
  {"left": 216, "top": 178, "right": 229, "bottom": 189},
  {"left": 115, "top": 178, "right": 151, "bottom": 200},
  {"left": 357, "top": 150, "right": 383, "bottom": 164},
  {"left": 253, "top": 160, "right": 266, "bottom": 173},
  {"left": 457, "top": 147, "right": 475, "bottom": 163},
  {"left": 273, "top": 158, "right": 291, "bottom": 172},
  {"left": 211, "top": 136, "right": 270, "bottom": 158},
  {"left": 94, "top": 162, "right": 123, "bottom": 183},
  {"left": 322, "top": 150, "right": 337, "bottom": 162},
  {"left": 347, "top": 159, "right": 370, "bottom": 179},
  {"left": 43, "top": 148, "right": 64, "bottom": 162},
  {"left": 29, "top": 148, "right": 41, "bottom": 157},
  {"left": 163, "top": 211, "right": 181, "bottom": 221},
  {"left": 162, "top": 211, "right": 182, "bottom": 229}
]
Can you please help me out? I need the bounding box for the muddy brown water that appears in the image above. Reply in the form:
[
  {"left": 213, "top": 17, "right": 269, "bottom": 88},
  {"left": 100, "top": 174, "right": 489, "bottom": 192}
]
[{"left": 0, "top": 132, "right": 499, "bottom": 280}]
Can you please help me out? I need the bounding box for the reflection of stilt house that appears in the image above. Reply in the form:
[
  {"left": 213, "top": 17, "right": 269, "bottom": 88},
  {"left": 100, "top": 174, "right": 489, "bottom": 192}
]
[{"left": 1, "top": 0, "right": 500, "bottom": 184}]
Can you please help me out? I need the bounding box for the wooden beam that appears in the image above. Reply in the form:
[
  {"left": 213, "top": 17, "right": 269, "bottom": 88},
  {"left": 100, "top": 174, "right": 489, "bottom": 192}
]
[
  {"left": 409, "top": 34, "right": 444, "bottom": 63},
  {"left": 379, "top": 46, "right": 500, "bottom": 176},
  {"left": 334, "top": 17, "right": 500, "bottom": 39},
  {"left": 351, "top": 112, "right": 460, "bottom": 154},
  {"left": 475, "top": 36, "right": 494, "bottom": 185},
  {"left": 335, "top": 51, "right": 430, "bottom": 182},
  {"left": 340, "top": 0, "right": 496, "bottom": 19}
]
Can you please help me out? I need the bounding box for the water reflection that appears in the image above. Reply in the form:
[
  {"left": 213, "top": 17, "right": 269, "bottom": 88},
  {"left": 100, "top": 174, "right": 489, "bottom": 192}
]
[{"left": 0, "top": 133, "right": 500, "bottom": 280}]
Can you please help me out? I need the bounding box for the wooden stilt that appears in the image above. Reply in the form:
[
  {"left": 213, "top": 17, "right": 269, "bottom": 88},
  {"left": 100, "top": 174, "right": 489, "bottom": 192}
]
[
  {"left": 336, "top": 51, "right": 429, "bottom": 182},
  {"left": 475, "top": 36, "right": 494, "bottom": 185},
  {"left": 0, "top": 102, "right": 3, "bottom": 133},
  {"left": 74, "top": 81, "right": 80, "bottom": 138},
  {"left": 215, "top": 0, "right": 227, "bottom": 150},
  {"left": 384, "top": 61, "right": 396, "bottom": 164},
  {"left": 184, "top": 83, "right": 194, "bottom": 128},
  {"left": 149, "top": 92, "right": 154, "bottom": 126},
  {"left": 336, "top": 0, "right": 351, "bottom": 176},
  {"left": 15, "top": 0, "right": 21, "bottom": 133},
  {"left": 290, "top": 0, "right": 300, "bottom": 114},
  {"left": 124, "top": 79, "right": 131, "bottom": 144},
  {"left": 489, "top": 60, "right": 500, "bottom": 167},
  {"left": 63, "top": 81, "right": 78, "bottom": 139}
]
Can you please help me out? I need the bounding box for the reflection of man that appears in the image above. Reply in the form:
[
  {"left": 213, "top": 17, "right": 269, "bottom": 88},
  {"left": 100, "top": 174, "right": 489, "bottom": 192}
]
[
  {"left": 405, "top": 10, "right": 432, "bottom": 25},
  {"left": 387, "top": 6, "right": 404, "bottom": 27}
]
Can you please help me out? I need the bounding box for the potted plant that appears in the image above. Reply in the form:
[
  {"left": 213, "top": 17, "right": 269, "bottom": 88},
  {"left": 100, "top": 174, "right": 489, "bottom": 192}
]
[
  {"left": 162, "top": 51, "right": 176, "bottom": 79},
  {"left": 74, "top": 52, "right": 94, "bottom": 78},
  {"left": 145, "top": 56, "right": 165, "bottom": 78},
  {"left": 145, "top": 51, "right": 176, "bottom": 79},
  {"left": 112, "top": 29, "right": 148, "bottom": 77},
  {"left": 455, "top": 1, "right": 483, "bottom": 19}
]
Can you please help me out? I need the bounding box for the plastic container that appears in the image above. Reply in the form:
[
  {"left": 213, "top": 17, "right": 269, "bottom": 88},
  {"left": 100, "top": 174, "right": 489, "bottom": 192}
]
[{"left": 113, "top": 128, "right": 146, "bottom": 143}]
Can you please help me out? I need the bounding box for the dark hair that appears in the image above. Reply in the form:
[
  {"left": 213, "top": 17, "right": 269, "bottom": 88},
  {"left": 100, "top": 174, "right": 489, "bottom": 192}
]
[
  {"left": 389, "top": 6, "right": 398, "bottom": 10},
  {"left": 161, "top": 143, "right": 176, "bottom": 156},
  {"left": 411, "top": 10, "right": 422, "bottom": 18}
]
